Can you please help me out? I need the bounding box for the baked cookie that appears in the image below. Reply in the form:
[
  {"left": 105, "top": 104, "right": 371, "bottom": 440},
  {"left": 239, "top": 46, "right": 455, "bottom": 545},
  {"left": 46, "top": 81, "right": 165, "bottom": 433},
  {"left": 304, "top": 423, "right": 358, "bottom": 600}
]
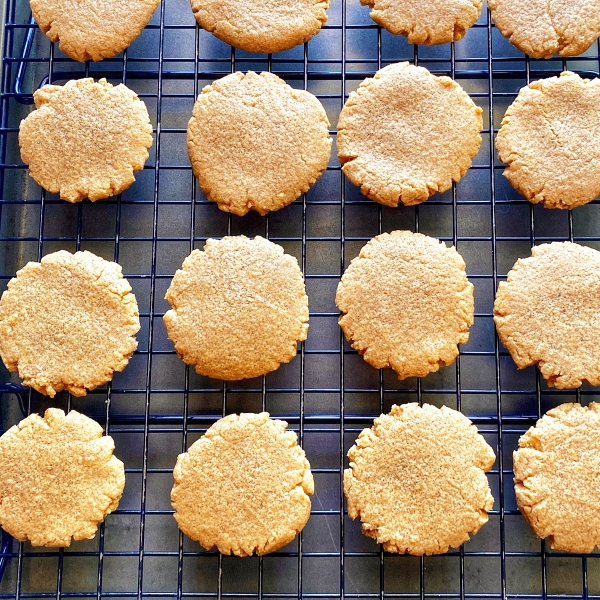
[
  {"left": 0, "top": 250, "right": 140, "bottom": 397},
  {"left": 362, "top": 0, "right": 483, "bottom": 45},
  {"left": 337, "top": 62, "right": 482, "bottom": 206},
  {"left": 172, "top": 412, "right": 314, "bottom": 556},
  {"left": 164, "top": 236, "right": 309, "bottom": 380},
  {"left": 190, "top": 0, "right": 328, "bottom": 54},
  {"left": 494, "top": 242, "right": 600, "bottom": 389},
  {"left": 496, "top": 72, "right": 600, "bottom": 210},
  {"left": 514, "top": 403, "right": 600, "bottom": 553},
  {"left": 31, "top": 0, "right": 160, "bottom": 62},
  {"left": 187, "top": 71, "right": 331, "bottom": 216},
  {"left": 345, "top": 403, "right": 495, "bottom": 555},
  {"left": 336, "top": 231, "right": 474, "bottom": 379},
  {"left": 0, "top": 408, "right": 125, "bottom": 547},
  {"left": 19, "top": 78, "right": 153, "bottom": 203},
  {"left": 488, "top": 0, "right": 600, "bottom": 58}
]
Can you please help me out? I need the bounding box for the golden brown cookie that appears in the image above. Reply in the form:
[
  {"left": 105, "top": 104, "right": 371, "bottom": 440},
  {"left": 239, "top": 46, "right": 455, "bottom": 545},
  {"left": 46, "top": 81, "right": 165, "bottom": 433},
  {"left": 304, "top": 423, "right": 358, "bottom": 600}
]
[
  {"left": 488, "top": 0, "right": 600, "bottom": 58},
  {"left": 337, "top": 62, "right": 483, "bottom": 206},
  {"left": 171, "top": 412, "right": 314, "bottom": 556},
  {"left": 362, "top": 0, "right": 483, "bottom": 45},
  {"left": 0, "top": 408, "right": 125, "bottom": 547},
  {"left": 514, "top": 403, "right": 600, "bottom": 553},
  {"left": 336, "top": 231, "right": 474, "bottom": 379},
  {"left": 31, "top": 0, "right": 160, "bottom": 62},
  {"left": 187, "top": 71, "right": 331, "bottom": 216},
  {"left": 345, "top": 403, "right": 496, "bottom": 555},
  {"left": 190, "top": 0, "right": 328, "bottom": 54},
  {"left": 19, "top": 78, "right": 153, "bottom": 203},
  {"left": 0, "top": 250, "right": 140, "bottom": 397},
  {"left": 494, "top": 242, "right": 600, "bottom": 389},
  {"left": 496, "top": 72, "right": 600, "bottom": 210},
  {"left": 164, "top": 236, "right": 309, "bottom": 380}
]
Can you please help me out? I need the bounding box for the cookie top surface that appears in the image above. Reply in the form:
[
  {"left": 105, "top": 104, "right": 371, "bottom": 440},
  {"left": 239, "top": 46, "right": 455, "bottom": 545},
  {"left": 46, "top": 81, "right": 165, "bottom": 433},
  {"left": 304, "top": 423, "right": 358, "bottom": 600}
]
[
  {"left": 30, "top": 0, "right": 159, "bottom": 61},
  {"left": 488, "top": 0, "right": 600, "bottom": 58},
  {"left": 0, "top": 408, "right": 125, "bottom": 547},
  {"left": 190, "top": 0, "right": 328, "bottom": 54},
  {"left": 344, "top": 403, "right": 496, "bottom": 555},
  {"left": 496, "top": 72, "right": 600, "bottom": 209},
  {"left": 163, "top": 236, "right": 309, "bottom": 380},
  {"left": 514, "top": 402, "right": 600, "bottom": 553},
  {"left": 19, "top": 78, "right": 153, "bottom": 203},
  {"left": 362, "top": 0, "right": 482, "bottom": 45},
  {"left": 187, "top": 71, "right": 331, "bottom": 216},
  {"left": 494, "top": 242, "right": 600, "bottom": 389},
  {"left": 171, "top": 412, "right": 314, "bottom": 556},
  {"left": 337, "top": 62, "right": 483, "bottom": 207},
  {"left": 336, "top": 231, "right": 474, "bottom": 379},
  {"left": 0, "top": 250, "right": 140, "bottom": 398}
]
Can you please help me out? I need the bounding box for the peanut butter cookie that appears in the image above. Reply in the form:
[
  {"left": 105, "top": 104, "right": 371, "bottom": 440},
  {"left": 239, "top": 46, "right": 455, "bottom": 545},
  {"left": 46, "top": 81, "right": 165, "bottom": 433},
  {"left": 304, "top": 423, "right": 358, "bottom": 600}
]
[
  {"left": 488, "top": 0, "right": 600, "bottom": 58},
  {"left": 514, "top": 403, "right": 600, "bottom": 553},
  {"left": 0, "top": 408, "right": 125, "bottom": 547},
  {"left": 362, "top": 0, "right": 483, "bottom": 45},
  {"left": 172, "top": 412, "right": 314, "bottom": 556},
  {"left": 187, "top": 71, "right": 331, "bottom": 216},
  {"left": 345, "top": 403, "right": 496, "bottom": 555},
  {"left": 190, "top": 0, "right": 328, "bottom": 54},
  {"left": 337, "top": 62, "right": 482, "bottom": 206},
  {"left": 494, "top": 242, "right": 600, "bottom": 389},
  {"left": 0, "top": 250, "right": 140, "bottom": 397},
  {"left": 31, "top": 0, "right": 160, "bottom": 61},
  {"left": 336, "top": 231, "right": 474, "bottom": 379},
  {"left": 496, "top": 72, "right": 600, "bottom": 209},
  {"left": 164, "top": 236, "right": 309, "bottom": 380},
  {"left": 19, "top": 78, "right": 153, "bottom": 203}
]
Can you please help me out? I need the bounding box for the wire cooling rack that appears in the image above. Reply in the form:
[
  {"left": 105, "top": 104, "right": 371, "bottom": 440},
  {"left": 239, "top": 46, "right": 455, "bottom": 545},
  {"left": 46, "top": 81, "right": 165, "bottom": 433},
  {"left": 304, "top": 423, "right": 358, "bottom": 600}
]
[{"left": 1, "top": 0, "right": 600, "bottom": 597}]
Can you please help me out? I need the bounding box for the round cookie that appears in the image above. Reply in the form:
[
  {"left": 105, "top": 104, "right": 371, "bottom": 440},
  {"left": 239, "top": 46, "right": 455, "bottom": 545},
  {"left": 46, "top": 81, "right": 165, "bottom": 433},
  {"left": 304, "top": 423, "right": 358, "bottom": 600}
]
[
  {"left": 488, "top": 0, "right": 600, "bottom": 58},
  {"left": 514, "top": 403, "right": 600, "bottom": 553},
  {"left": 163, "top": 236, "right": 309, "bottom": 380},
  {"left": 494, "top": 242, "right": 600, "bottom": 389},
  {"left": 30, "top": 0, "right": 160, "bottom": 62},
  {"left": 190, "top": 0, "right": 328, "bottom": 54},
  {"left": 0, "top": 408, "right": 125, "bottom": 547},
  {"left": 361, "top": 0, "right": 483, "bottom": 45},
  {"left": 187, "top": 71, "right": 331, "bottom": 216},
  {"left": 345, "top": 403, "right": 496, "bottom": 555},
  {"left": 496, "top": 72, "right": 600, "bottom": 210},
  {"left": 337, "top": 62, "right": 482, "bottom": 206},
  {"left": 171, "top": 412, "right": 314, "bottom": 556},
  {"left": 0, "top": 250, "right": 140, "bottom": 397},
  {"left": 336, "top": 231, "right": 474, "bottom": 379},
  {"left": 19, "top": 78, "right": 153, "bottom": 203}
]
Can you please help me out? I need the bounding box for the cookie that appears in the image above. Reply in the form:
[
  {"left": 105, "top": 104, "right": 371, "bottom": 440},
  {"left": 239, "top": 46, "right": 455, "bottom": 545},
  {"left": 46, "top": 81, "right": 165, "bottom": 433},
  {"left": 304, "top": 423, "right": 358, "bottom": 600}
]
[
  {"left": 19, "top": 78, "right": 153, "bottom": 203},
  {"left": 163, "top": 236, "right": 309, "bottom": 380},
  {"left": 514, "top": 403, "right": 600, "bottom": 553},
  {"left": 362, "top": 0, "right": 483, "bottom": 45},
  {"left": 31, "top": 0, "right": 160, "bottom": 62},
  {"left": 494, "top": 242, "right": 600, "bottom": 389},
  {"left": 337, "top": 62, "right": 482, "bottom": 206},
  {"left": 0, "top": 408, "right": 125, "bottom": 547},
  {"left": 496, "top": 72, "right": 600, "bottom": 210},
  {"left": 190, "top": 0, "right": 328, "bottom": 54},
  {"left": 0, "top": 250, "right": 140, "bottom": 397},
  {"left": 336, "top": 231, "right": 474, "bottom": 379},
  {"left": 345, "top": 403, "right": 495, "bottom": 555},
  {"left": 172, "top": 412, "right": 314, "bottom": 556},
  {"left": 187, "top": 71, "right": 331, "bottom": 216},
  {"left": 488, "top": 0, "right": 600, "bottom": 58}
]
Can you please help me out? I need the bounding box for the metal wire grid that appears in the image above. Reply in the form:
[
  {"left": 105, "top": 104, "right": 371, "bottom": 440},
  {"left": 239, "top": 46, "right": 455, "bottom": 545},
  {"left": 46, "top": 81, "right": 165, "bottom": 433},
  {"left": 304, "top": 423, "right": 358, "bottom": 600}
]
[{"left": 1, "top": 0, "right": 600, "bottom": 597}]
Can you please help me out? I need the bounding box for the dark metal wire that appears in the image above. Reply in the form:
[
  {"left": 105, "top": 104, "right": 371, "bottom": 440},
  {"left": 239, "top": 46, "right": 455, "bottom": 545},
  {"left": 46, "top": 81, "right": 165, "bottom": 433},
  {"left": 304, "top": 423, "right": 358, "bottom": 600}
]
[{"left": 1, "top": 0, "right": 600, "bottom": 597}]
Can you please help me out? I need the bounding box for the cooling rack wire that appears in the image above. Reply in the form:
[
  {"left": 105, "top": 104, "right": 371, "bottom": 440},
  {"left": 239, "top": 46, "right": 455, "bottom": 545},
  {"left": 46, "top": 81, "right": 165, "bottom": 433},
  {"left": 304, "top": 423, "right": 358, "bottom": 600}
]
[{"left": 1, "top": 0, "right": 600, "bottom": 597}]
